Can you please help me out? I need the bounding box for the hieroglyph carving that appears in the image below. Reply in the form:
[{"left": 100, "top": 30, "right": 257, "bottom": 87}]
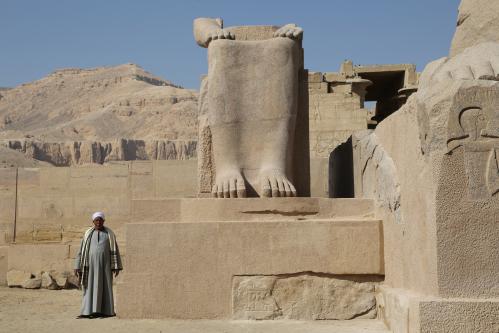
[{"left": 447, "top": 88, "right": 499, "bottom": 198}]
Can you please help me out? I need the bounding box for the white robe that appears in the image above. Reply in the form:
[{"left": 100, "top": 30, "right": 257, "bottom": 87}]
[{"left": 74, "top": 229, "right": 119, "bottom": 316}]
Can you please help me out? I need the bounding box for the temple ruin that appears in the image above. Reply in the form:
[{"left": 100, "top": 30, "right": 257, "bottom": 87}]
[{"left": 1, "top": 1, "right": 498, "bottom": 332}]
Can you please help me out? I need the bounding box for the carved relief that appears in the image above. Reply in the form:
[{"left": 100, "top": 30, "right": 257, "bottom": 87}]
[
  {"left": 232, "top": 274, "right": 376, "bottom": 320},
  {"left": 446, "top": 88, "right": 499, "bottom": 199},
  {"left": 488, "top": 149, "right": 499, "bottom": 196}
]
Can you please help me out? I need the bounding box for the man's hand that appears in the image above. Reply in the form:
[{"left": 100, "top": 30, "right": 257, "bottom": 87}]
[
  {"left": 113, "top": 270, "right": 120, "bottom": 278},
  {"left": 74, "top": 269, "right": 81, "bottom": 278},
  {"left": 273, "top": 24, "right": 303, "bottom": 40}
]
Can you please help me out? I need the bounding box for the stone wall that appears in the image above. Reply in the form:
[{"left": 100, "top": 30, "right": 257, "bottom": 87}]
[
  {"left": 308, "top": 71, "right": 369, "bottom": 160},
  {"left": 308, "top": 70, "right": 370, "bottom": 197},
  {"left": 0, "top": 160, "right": 197, "bottom": 285},
  {"left": 116, "top": 197, "right": 384, "bottom": 319},
  {"left": 354, "top": 80, "right": 499, "bottom": 332}
]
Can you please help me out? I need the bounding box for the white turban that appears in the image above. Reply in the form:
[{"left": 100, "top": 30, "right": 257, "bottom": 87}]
[{"left": 92, "top": 211, "right": 105, "bottom": 221}]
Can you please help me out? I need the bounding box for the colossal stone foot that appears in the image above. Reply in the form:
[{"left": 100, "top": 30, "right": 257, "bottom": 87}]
[
  {"left": 212, "top": 172, "right": 246, "bottom": 198},
  {"left": 259, "top": 169, "right": 297, "bottom": 198},
  {"left": 273, "top": 23, "right": 303, "bottom": 40}
]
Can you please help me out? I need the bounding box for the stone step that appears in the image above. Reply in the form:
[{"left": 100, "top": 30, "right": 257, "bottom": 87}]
[
  {"left": 119, "top": 198, "right": 383, "bottom": 320},
  {"left": 113, "top": 319, "right": 391, "bottom": 333},
  {"left": 132, "top": 197, "right": 375, "bottom": 222},
  {"left": 117, "top": 217, "right": 384, "bottom": 319}
]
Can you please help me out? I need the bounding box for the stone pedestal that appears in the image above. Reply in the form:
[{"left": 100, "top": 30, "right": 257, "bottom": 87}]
[{"left": 116, "top": 198, "right": 384, "bottom": 319}]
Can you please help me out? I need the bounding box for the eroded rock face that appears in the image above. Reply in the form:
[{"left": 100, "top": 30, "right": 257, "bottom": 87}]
[
  {"left": 232, "top": 274, "right": 377, "bottom": 320},
  {"left": 1, "top": 139, "right": 197, "bottom": 166},
  {"left": 0, "top": 64, "right": 199, "bottom": 166}
]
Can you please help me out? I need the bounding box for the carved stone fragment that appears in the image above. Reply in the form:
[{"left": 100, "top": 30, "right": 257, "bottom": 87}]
[{"left": 232, "top": 274, "right": 377, "bottom": 320}]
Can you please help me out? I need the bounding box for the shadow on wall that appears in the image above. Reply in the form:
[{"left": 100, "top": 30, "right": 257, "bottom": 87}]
[{"left": 329, "top": 137, "right": 354, "bottom": 198}]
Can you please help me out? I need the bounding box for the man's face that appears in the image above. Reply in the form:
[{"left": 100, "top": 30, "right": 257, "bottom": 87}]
[{"left": 93, "top": 217, "right": 104, "bottom": 230}]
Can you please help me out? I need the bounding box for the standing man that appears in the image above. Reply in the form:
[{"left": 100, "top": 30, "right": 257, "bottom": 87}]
[{"left": 74, "top": 212, "right": 122, "bottom": 318}]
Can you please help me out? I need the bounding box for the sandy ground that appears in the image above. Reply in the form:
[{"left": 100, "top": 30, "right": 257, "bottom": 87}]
[{"left": 0, "top": 287, "right": 389, "bottom": 333}]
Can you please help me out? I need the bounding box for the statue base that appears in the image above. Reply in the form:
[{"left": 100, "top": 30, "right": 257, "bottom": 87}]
[{"left": 116, "top": 197, "right": 384, "bottom": 319}]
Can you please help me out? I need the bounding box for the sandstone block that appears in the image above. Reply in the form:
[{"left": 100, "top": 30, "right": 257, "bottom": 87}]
[
  {"left": 39, "top": 167, "right": 70, "bottom": 190},
  {"left": 62, "top": 226, "right": 87, "bottom": 243},
  {"left": 132, "top": 198, "right": 375, "bottom": 223},
  {"left": 0, "top": 169, "right": 16, "bottom": 226},
  {"left": 232, "top": 274, "right": 377, "bottom": 320},
  {"left": 130, "top": 174, "right": 154, "bottom": 199},
  {"left": 324, "top": 72, "right": 346, "bottom": 82},
  {"left": 72, "top": 195, "right": 130, "bottom": 219},
  {"left": 308, "top": 71, "right": 323, "bottom": 83},
  {"left": 33, "top": 224, "right": 62, "bottom": 242},
  {"left": 68, "top": 242, "right": 82, "bottom": 259},
  {"left": 50, "top": 271, "right": 70, "bottom": 288},
  {"left": 225, "top": 25, "right": 278, "bottom": 41},
  {"left": 0, "top": 246, "right": 8, "bottom": 286},
  {"left": 8, "top": 244, "right": 70, "bottom": 273},
  {"left": 17, "top": 191, "right": 43, "bottom": 219},
  {"left": 7, "top": 270, "right": 31, "bottom": 287},
  {"left": 41, "top": 271, "right": 59, "bottom": 289},
  {"left": 22, "top": 277, "right": 42, "bottom": 289},
  {"left": 308, "top": 82, "right": 328, "bottom": 94},
  {"left": 117, "top": 215, "right": 382, "bottom": 319},
  {"left": 14, "top": 226, "right": 34, "bottom": 243},
  {"left": 66, "top": 274, "right": 80, "bottom": 289},
  {"left": 450, "top": 0, "right": 499, "bottom": 57},
  {"left": 420, "top": 299, "right": 499, "bottom": 332},
  {"left": 17, "top": 168, "right": 40, "bottom": 188},
  {"left": 153, "top": 160, "right": 197, "bottom": 198}
]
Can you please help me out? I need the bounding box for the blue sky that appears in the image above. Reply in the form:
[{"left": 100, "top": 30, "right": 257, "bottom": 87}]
[{"left": 0, "top": 0, "right": 460, "bottom": 89}]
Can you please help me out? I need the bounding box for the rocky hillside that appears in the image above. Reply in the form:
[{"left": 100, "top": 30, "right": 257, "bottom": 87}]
[{"left": 0, "top": 64, "right": 198, "bottom": 166}]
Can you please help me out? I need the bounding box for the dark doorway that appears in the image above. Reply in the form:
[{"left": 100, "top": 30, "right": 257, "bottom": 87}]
[{"left": 329, "top": 137, "right": 354, "bottom": 198}]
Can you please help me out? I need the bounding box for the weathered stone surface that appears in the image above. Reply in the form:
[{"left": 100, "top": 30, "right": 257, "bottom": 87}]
[
  {"left": 360, "top": 79, "right": 499, "bottom": 300},
  {"left": 352, "top": 131, "right": 402, "bottom": 225},
  {"left": 153, "top": 160, "right": 198, "bottom": 198},
  {"left": 117, "top": 214, "right": 382, "bottom": 319},
  {"left": 232, "top": 274, "right": 376, "bottom": 320},
  {"left": 22, "top": 277, "right": 42, "bottom": 289},
  {"left": 33, "top": 224, "right": 62, "bottom": 242},
  {"left": 309, "top": 82, "right": 328, "bottom": 94},
  {"left": 41, "top": 271, "right": 59, "bottom": 290},
  {"left": 66, "top": 274, "right": 80, "bottom": 289},
  {"left": 131, "top": 197, "right": 375, "bottom": 223},
  {"left": 450, "top": 0, "right": 499, "bottom": 57},
  {"left": 419, "top": 42, "right": 499, "bottom": 95},
  {"left": 194, "top": 18, "right": 305, "bottom": 198},
  {"left": 308, "top": 71, "right": 323, "bottom": 83},
  {"left": 7, "top": 160, "right": 197, "bottom": 246},
  {"left": 419, "top": 298, "right": 499, "bottom": 332},
  {"left": 0, "top": 246, "right": 7, "bottom": 286},
  {"left": 51, "top": 271, "right": 69, "bottom": 289},
  {"left": 62, "top": 226, "right": 88, "bottom": 243},
  {"left": 6, "top": 270, "right": 31, "bottom": 287},
  {"left": 361, "top": 4, "right": 499, "bottom": 328},
  {"left": 8, "top": 244, "right": 70, "bottom": 273},
  {"left": 309, "top": 93, "right": 367, "bottom": 158}
]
